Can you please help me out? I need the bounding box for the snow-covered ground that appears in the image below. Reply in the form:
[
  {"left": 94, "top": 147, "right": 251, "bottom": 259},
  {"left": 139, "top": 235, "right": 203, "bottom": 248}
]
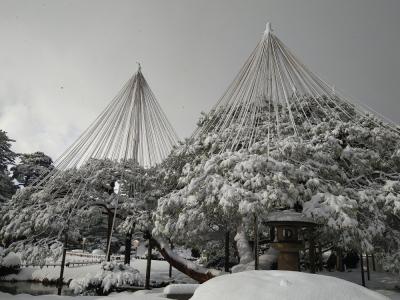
[
  {"left": 0, "top": 290, "right": 167, "bottom": 300},
  {"left": 1, "top": 255, "right": 400, "bottom": 300},
  {"left": 1, "top": 257, "right": 193, "bottom": 285},
  {"left": 2, "top": 270, "right": 399, "bottom": 300},
  {"left": 321, "top": 269, "right": 400, "bottom": 300}
]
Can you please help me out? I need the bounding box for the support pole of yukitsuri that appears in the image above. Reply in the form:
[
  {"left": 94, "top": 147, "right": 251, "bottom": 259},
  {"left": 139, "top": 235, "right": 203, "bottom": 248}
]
[
  {"left": 145, "top": 237, "right": 152, "bottom": 289},
  {"left": 225, "top": 231, "right": 230, "bottom": 272},
  {"left": 106, "top": 213, "right": 113, "bottom": 262},
  {"left": 106, "top": 194, "right": 119, "bottom": 263},
  {"left": 309, "top": 230, "right": 316, "bottom": 274},
  {"left": 169, "top": 240, "right": 174, "bottom": 278},
  {"left": 360, "top": 253, "right": 366, "bottom": 287},
  {"left": 366, "top": 253, "right": 370, "bottom": 281},
  {"left": 372, "top": 254, "right": 376, "bottom": 271},
  {"left": 254, "top": 215, "right": 259, "bottom": 270},
  {"left": 57, "top": 232, "right": 68, "bottom": 295}
]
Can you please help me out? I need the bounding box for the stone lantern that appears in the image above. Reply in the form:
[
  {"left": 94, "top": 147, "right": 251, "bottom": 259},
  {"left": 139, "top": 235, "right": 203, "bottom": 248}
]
[{"left": 266, "top": 210, "right": 317, "bottom": 271}]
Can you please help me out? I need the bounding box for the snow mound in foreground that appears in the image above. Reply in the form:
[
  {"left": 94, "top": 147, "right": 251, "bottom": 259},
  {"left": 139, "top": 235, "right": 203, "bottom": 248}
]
[{"left": 190, "top": 270, "right": 389, "bottom": 300}]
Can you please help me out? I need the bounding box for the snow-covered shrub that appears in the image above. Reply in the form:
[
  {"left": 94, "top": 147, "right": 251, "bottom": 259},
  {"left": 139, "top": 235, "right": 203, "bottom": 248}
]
[
  {"left": 382, "top": 251, "right": 400, "bottom": 274},
  {"left": 0, "top": 250, "right": 21, "bottom": 276},
  {"left": 69, "top": 261, "right": 142, "bottom": 295},
  {"left": 0, "top": 252, "right": 21, "bottom": 268}
]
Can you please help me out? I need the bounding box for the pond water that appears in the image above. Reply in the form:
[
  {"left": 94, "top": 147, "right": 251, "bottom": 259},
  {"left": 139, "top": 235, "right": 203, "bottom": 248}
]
[{"left": 0, "top": 281, "right": 75, "bottom": 296}]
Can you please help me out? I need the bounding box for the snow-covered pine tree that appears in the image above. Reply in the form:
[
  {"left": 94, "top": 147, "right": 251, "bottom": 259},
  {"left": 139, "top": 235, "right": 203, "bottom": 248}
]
[
  {"left": 154, "top": 99, "right": 400, "bottom": 273},
  {"left": 154, "top": 24, "right": 400, "bottom": 274},
  {"left": 11, "top": 151, "right": 54, "bottom": 187},
  {"left": 0, "top": 130, "right": 17, "bottom": 203}
]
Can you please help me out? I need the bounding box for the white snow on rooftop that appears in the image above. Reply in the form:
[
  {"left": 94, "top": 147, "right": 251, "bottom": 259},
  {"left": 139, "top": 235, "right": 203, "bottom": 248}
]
[{"left": 266, "top": 210, "right": 316, "bottom": 225}]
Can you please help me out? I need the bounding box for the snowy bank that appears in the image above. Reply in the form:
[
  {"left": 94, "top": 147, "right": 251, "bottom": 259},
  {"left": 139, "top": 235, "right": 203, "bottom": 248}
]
[
  {"left": 0, "top": 290, "right": 167, "bottom": 300},
  {"left": 190, "top": 270, "right": 390, "bottom": 300}
]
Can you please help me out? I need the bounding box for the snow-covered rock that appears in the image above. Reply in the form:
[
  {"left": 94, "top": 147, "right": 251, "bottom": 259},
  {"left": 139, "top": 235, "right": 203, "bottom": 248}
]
[
  {"left": 164, "top": 283, "right": 199, "bottom": 295},
  {"left": 92, "top": 249, "right": 106, "bottom": 256},
  {"left": 190, "top": 270, "right": 389, "bottom": 300}
]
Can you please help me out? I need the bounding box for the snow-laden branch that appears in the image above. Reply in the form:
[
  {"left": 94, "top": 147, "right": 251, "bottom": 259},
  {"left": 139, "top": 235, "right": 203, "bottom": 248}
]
[{"left": 151, "top": 236, "right": 218, "bottom": 283}]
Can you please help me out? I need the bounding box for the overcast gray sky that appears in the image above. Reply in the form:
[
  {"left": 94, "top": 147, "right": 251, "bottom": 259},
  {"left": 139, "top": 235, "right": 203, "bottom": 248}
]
[{"left": 0, "top": 0, "right": 399, "bottom": 159}]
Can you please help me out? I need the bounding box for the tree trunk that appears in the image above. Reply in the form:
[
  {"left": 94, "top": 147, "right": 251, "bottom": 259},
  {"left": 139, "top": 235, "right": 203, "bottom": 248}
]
[
  {"left": 336, "top": 248, "right": 344, "bottom": 272},
  {"left": 234, "top": 226, "right": 253, "bottom": 264},
  {"left": 254, "top": 216, "right": 259, "bottom": 270},
  {"left": 232, "top": 238, "right": 239, "bottom": 264},
  {"left": 366, "top": 253, "right": 370, "bottom": 281},
  {"left": 371, "top": 254, "right": 376, "bottom": 271},
  {"left": 145, "top": 238, "right": 152, "bottom": 289},
  {"left": 318, "top": 243, "right": 323, "bottom": 271},
  {"left": 106, "top": 211, "right": 114, "bottom": 262},
  {"left": 225, "top": 231, "right": 230, "bottom": 272},
  {"left": 360, "top": 253, "right": 365, "bottom": 287},
  {"left": 58, "top": 233, "right": 68, "bottom": 295},
  {"left": 309, "top": 231, "right": 316, "bottom": 274},
  {"left": 151, "top": 237, "right": 215, "bottom": 283},
  {"left": 124, "top": 228, "right": 133, "bottom": 265},
  {"left": 169, "top": 241, "right": 174, "bottom": 278}
]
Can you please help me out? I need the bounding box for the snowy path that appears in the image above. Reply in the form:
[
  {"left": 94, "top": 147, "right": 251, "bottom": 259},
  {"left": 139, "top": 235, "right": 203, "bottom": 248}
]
[{"left": 321, "top": 269, "right": 400, "bottom": 300}]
